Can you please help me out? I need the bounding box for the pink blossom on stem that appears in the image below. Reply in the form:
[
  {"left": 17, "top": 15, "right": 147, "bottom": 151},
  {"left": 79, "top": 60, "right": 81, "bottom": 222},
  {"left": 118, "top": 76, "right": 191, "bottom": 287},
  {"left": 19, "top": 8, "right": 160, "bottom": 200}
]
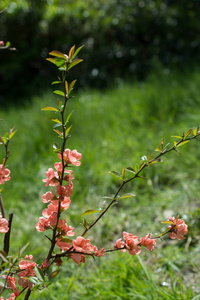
[
  {"left": 73, "top": 236, "right": 97, "bottom": 253},
  {"left": 58, "top": 149, "right": 82, "bottom": 166},
  {"left": 57, "top": 219, "right": 75, "bottom": 237},
  {"left": 0, "top": 276, "right": 19, "bottom": 297},
  {"left": 114, "top": 239, "right": 126, "bottom": 252},
  {"left": 95, "top": 248, "right": 105, "bottom": 257},
  {"left": 167, "top": 215, "right": 188, "bottom": 240},
  {"left": 35, "top": 217, "right": 51, "bottom": 232},
  {"left": 0, "top": 164, "right": 11, "bottom": 184},
  {"left": 0, "top": 214, "right": 9, "bottom": 233},
  {"left": 56, "top": 183, "right": 73, "bottom": 198},
  {"left": 0, "top": 41, "right": 5, "bottom": 46},
  {"left": 41, "top": 259, "right": 51, "bottom": 270},
  {"left": 140, "top": 234, "right": 156, "bottom": 251},
  {"left": 42, "top": 189, "right": 55, "bottom": 203},
  {"left": 123, "top": 232, "right": 141, "bottom": 255},
  {"left": 42, "top": 168, "right": 59, "bottom": 186},
  {"left": 18, "top": 255, "right": 37, "bottom": 290}
]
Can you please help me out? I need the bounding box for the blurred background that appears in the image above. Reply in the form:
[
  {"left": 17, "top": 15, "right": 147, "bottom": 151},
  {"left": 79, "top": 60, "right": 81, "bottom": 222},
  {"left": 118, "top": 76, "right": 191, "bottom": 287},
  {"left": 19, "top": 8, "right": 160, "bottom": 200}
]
[
  {"left": 1, "top": 0, "right": 200, "bottom": 104},
  {"left": 1, "top": 1, "right": 200, "bottom": 299}
]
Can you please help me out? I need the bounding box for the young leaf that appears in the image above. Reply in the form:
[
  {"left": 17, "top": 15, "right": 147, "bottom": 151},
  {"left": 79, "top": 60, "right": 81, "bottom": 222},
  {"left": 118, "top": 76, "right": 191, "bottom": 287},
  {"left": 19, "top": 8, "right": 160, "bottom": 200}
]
[
  {"left": 34, "top": 266, "right": 45, "bottom": 282},
  {"left": 9, "top": 128, "right": 16, "bottom": 140},
  {"left": 177, "top": 140, "right": 190, "bottom": 147},
  {"left": 3, "top": 133, "right": 8, "bottom": 144},
  {"left": 125, "top": 167, "right": 136, "bottom": 174},
  {"left": 53, "top": 129, "right": 62, "bottom": 136},
  {"left": 65, "top": 125, "right": 72, "bottom": 136},
  {"left": 72, "top": 45, "right": 84, "bottom": 60},
  {"left": 147, "top": 152, "right": 152, "bottom": 164},
  {"left": 193, "top": 126, "right": 199, "bottom": 136},
  {"left": 49, "top": 50, "right": 68, "bottom": 61},
  {"left": 19, "top": 243, "right": 29, "bottom": 256},
  {"left": 68, "top": 45, "right": 75, "bottom": 60},
  {"left": 118, "top": 193, "right": 135, "bottom": 199},
  {"left": 134, "top": 163, "right": 139, "bottom": 173},
  {"left": 68, "top": 59, "right": 83, "bottom": 71},
  {"left": 184, "top": 128, "right": 193, "bottom": 139},
  {"left": 49, "top": 270, "right": 60, "bottom": 280},
  {"left": 50, "top": 118, "right": 62, "bottom": 124},
  {"left": 81, "top": 209, "right": 102, "bottom": 217},
  {"left": 42, "top": 106, "right": 58, "bottom": 112},
  {"left": 171, "top": 135, "right": 182, "bottom": 139},
  {"left": 51, "top": 81, "right": 61, "bottom": 85},
  {"left": 65, "top": 80, "right": 69, "bottom": 95},
  {"left": 69, "top": 80, "right": 77, "bottom": 93},
  {"left": 161, "top": 138, "right": 164, "bottom": 151},
  {"left": 53, "top": 90, "right": 65, "bottom": 97},
  {"left": 109, "top": 170, "right": 121, "bottom": 178},
  {"left": 66, "top": 111, "right": 74, "bottom": 124}
]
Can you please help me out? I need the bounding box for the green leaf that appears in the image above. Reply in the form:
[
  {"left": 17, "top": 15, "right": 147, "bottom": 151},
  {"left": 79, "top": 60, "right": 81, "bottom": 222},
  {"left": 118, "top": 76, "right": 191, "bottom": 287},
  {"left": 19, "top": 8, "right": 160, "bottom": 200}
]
[
  {"left": 161, "top": 221, "right": 173, "bottom": 224},
  {"left": 51, "top": 81, "right": 61, "bottom": 85},
  {"left": 49, "top": 50, "right": 68, "bottom": 61},
  {"left": 81, "top": 209, "right": 102, "bottom": 217},
  {"left": 155, "top": 147, "right": 161, "bottom": 152},
  {"left": 50, "top": 118, "right": 62, "bottom": 124},
  {"left": 34, "top": 266, "right": 45, "bottom": 282},
  {"left": 193, "top": 127, "right": 199, "bottom": 136},
  {"left": 9, "top": 128, "right": 16, "bottom": 140},
  {"left": 161, "top": 138, "right": 164, "bottom": 151},
  {"left": 68, "top": 45, "right": 75, "bottom": 60},
  {"left": 177, "top": 140, "right": 189, "bottom": 147},
  {"left": 184, "top": 128, "right": 193, "bottom": 139},
  {"left": 53, "top": 90, "right": 65, "bottom": 97},
  {"left": 147, "top": 152, "right": 152, "bottom": 164},
  {"left": 0, "top": 251, "right": 8, "bottom": 263},
  {"left": 42, "top": 106, "right": 58, "bottom": 112},
  {"left": 53, "top": 129, "right": 62, "bottom": 136},
  {"left": 69, "top": 80, "right": 77, "bottom": 93},
  {"left": 65, "top": 80, "right": 69, "bottom": 95},
  {"left": 109, "top": 170, "right": 121, "bottom": 178},
  {"left": 49, "top": 270, "right": 61, "bottom": 280},
  {"left": 19, "top": 243, "right": 29, "bottom": 256},
  {"left": 171, "top": 135, "right": 182, "bottom": 139},
  {"left": 118, "top": 193, "right": 135, "bottom": 199},
  {"left": 134, "top": 163, "right": 139, "bottom": 173},
  {"left": 125, "top": 167, "right": 136, "bottom": 174},
  {"left": 3, "top": 133, "right": 8, "bottom": 144},
  {"left": 65, "top": 111, "right": 73, "bottom": 125},
  {"left": 72, "top": 45, "right": 84, "bottom": 60},
  {"left": 68, "top": 59, "right": 83, "bottom": 71},
  {"left": 65, "top": 125, "right": 72, "bottom": 136}
]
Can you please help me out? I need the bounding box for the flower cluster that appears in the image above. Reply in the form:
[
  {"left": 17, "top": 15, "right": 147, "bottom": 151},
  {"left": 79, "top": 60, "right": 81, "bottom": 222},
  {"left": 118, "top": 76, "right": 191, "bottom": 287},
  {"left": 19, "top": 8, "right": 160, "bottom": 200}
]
[
  {"left": 0, "top": 164, "right": 11, "bottom": 185},
  {"left": 167, "top": 215, "right": 188, "bottom": 240},
  {"left": 114, "top": 232, "right": 156, "bottom": 255}
]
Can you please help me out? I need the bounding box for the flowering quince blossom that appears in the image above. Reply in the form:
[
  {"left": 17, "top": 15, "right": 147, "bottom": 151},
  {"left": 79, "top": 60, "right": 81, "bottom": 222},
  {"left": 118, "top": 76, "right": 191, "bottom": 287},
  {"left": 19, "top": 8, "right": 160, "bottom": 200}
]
[
  {"left": 114, "top": 232, "right": 141, "bottom": 255},
  {"left": 18, "top": 255, "right": 37, "bottom": 290},
  {"left": 167, "top": 215, "right": 188, "bottom": 240},
  {"left": 0, "top": 276, "right": 19, "bottom": 298},
  {"left": 0, "top": 214, "right": 9, "bottom": 233},
  {"left": 0, "top": 293, "right": 16, "bottom": 300},
  {"left": 0, "top": 41, "right": 5, "bottom": 46},
  {"left": 0, "top": 164, "right": 11, "bottom": 185},
  {"left": 58, "top": 149, "right": 82, "bottom": 166},
  {"left": 140, "top": 234, "right": 156, "bottom": 251}
]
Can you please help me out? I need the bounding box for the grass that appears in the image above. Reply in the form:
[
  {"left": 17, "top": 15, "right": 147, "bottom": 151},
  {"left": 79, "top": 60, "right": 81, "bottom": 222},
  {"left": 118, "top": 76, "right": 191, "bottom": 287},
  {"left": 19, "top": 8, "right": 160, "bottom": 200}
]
[{"left": 1, "top": 65, "right": 200, "bottom": 299}]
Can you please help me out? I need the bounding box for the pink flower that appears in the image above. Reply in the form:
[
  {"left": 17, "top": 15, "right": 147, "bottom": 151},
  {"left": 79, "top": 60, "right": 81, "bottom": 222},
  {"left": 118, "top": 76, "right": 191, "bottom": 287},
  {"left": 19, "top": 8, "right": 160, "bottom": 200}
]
[
  {"left": 0, "top": 41, "right": 4, "bottom": 46},
  {"left": 0, "top": 276, "right": 19, "bottom": 297},
  {"left": 95, "top": 248, "right": 105, "bottom": 257},
  {"left": 42, "top": 190, "right": 55, "bottom": 203},
  {"left": 0, "top": 214, "right": 9, "bottom": 233},
  {"left": 35, "top": 217, "right": 50, "bottom": 232},
  {"left": 167, "top": 215, "right": 188, "bottom": 240},
  {"left": 114, "top": 239, "right": 126, "bottom": 252},
  {"left": 0, "top": 164, "right": 11, "bottom": 184},
  {"left": 57, "top": 219, "right": 75, "bottom": 237},
  {"left": 18, "top": 255, "right": 37, "bottom": 290},
  {"left": 140, "top": 234, "right": 156, "bottom": 251},
  {"left": 123, "top": 232, "right": 141, "bottom": 255},
  {"left": 73, "top": 236, "right": 97, "bottom": 253},
  {"left": 58, "top": 149, "right": 82, "bottom": 166},
  {"left": 56, "top": 183, "right": 73, "bottom": 198},
  {"left": 42, "top": 168, "right": 59, "bottom": 186}
]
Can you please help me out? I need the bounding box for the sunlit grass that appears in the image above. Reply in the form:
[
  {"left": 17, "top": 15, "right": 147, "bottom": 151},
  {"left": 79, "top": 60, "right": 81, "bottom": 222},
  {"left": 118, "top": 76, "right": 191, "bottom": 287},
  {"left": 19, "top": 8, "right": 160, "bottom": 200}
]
[{"left": 1, "top": 66, "right": 200, "bottom": 298}]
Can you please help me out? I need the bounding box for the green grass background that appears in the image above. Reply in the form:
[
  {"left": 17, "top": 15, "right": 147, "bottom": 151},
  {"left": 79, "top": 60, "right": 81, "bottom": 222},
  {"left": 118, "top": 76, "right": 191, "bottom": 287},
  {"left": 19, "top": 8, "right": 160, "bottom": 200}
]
[{"left": 1, "top": 66, "right": 200, "bottom": 299}]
